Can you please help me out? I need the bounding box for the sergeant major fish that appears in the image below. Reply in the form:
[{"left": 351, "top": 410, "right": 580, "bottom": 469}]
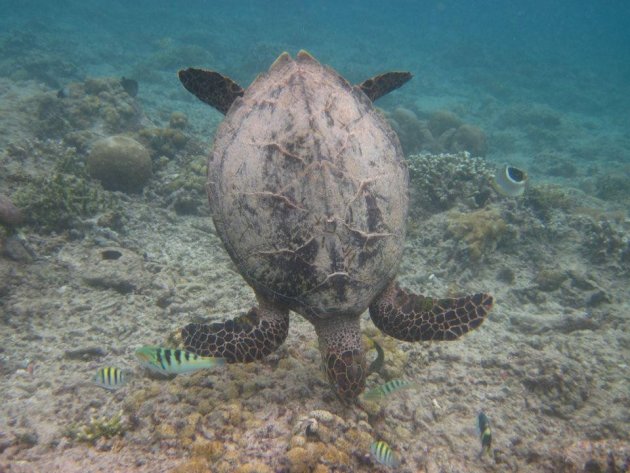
[
  {"left": 135, "top": 345, "right": 226, "bottom": 375},
  {"left": 363, "top": 379, "right": 414, "bottom": 400},
  {"left": 93, "top": 366, "right": 127, "bottom": 390},
  {"left": 370, "top": 440, "right": 400, "bottom": 468}
]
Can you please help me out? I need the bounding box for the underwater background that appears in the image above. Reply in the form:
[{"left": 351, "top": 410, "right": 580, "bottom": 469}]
[{"left": 1, "top": 0, "right": 629, "bottom": 472}]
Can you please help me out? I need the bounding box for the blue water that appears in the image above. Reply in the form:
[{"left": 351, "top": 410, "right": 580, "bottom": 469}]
[{"left": 2, "top": 0, "right": 629, "bottom": 172}]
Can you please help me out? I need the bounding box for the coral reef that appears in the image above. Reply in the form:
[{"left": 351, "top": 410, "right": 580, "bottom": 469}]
[
  {"left": 447, "top": 207, "right": 508, "bottom": 262},
  {"left": 169, "top": 111, "right": 189, "bottom": 130},
  {"left": 150, "top": 153, "right": 208, "bottom": 216},
  {"left": 64, "top": 411, "right": 126, "bottom": 444},
  {"left": 523, "top": 184, "right": 574, "bottom": 221},
  {"left": 31, "top": 77, "right": 144, "bottom": 144},
  {"left": 406, "top": 152, "right": 495, "bottom": 219},
  {"left": 578, "top": 216, "right": 630, "bottom": 266},
  {"left": 448, "top": 123, "right": 487, "bottom": 156},
  {"left": 428, "top": 109, "right": 463, "bottom": 138},
  {"left": 387, "top": 107, "right": 434, "bottom": 155},
  {"left": 0, "top": 29, "right": 78, "bottom": 88},
  {"left": 87, "top": 135, "right": 152, "bottom": 193},
  {"left": 13, "top": 171, "right": 119, "bottom": 233},
  {"left": 594, "top": 172, "right": 630, "bottom": 203},
  {"left": 386, "top": 107, "right": 488, "bottom": 156},
  {"left": 138, "top": 126, "right": 189, "bottom": 159}
]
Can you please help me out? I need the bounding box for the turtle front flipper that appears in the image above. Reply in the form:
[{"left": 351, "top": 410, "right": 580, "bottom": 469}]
[
  {"left": 314, "top": 316, "right": 366, "bottom": 399},
  {"left": 357, "top": 71, "right": 412, "bottom": 102},
  {"left": 181, "top": 295, "right": 289, "bottom": 362},
  {"left": 178, "top": 68, "right": 245, "bottom": 114},
  {"left": 369, "top": 281, "right": 493, "bottom": 342}
]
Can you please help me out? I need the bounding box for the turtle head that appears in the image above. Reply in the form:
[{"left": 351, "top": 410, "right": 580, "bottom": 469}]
[
  {"left": 314, "top": 316, "right": 366, "bottom": 399},
  {"left": 323, "top": 348, "right": 366, "bottom": 399}
]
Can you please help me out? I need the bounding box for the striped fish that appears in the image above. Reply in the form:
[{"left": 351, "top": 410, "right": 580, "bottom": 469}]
[
  {"left": 135, "top": 345, "right": 226, "bottom": 375},
  {"left": 363, "top": 379, "right": 414, "bottom": 400},
  {"left": 93, "top": 366, "right": 126, "bottom": 390},
  {"left": 478, "top": 412, "right": 492, "bottom": 456},
  {"left": 370, "top": 440, "right": 400, "bottom": 468}
]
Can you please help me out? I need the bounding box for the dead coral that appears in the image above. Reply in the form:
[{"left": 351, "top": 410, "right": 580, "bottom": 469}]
[
  {"left": 30, "top": 77, "right": 143, "bottom": 141},
  {"left": 428, "top": 109, "right": 463, "bottom": 138},
  {"left": 386, "top": 108, "right": 487, "bottom": 156},
  {"left": 524, "top": 184, "right": 574, "bottom": 221},
  {"left": 447, "top": 207, "right": 508, "bottom": 262}
]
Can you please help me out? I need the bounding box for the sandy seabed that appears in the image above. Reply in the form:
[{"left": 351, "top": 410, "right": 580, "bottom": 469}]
[{"left": 0, "top": 77, "right": 629, "bottom": 473}]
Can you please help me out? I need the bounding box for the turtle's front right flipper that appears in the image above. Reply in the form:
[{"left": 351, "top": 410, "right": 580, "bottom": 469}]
[
  {"left": 178, "top": 68, "right": 244, "bottom": 114},
  {"left": 181, "top": 294, "right": 289, "bottom": 362}
]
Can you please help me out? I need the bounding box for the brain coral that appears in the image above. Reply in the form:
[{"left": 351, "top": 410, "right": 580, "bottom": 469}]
[{"left": 87, "top": 135, "right": 152, "bottom": 193}]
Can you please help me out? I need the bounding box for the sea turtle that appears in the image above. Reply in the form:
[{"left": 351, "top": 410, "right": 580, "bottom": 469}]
[{"left": 178, "top": 51, "right": 493, "bottom": 399}]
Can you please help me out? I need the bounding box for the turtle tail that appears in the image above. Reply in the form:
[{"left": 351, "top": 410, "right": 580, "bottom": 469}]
[
  {"left": 369, "top": 281, "right": 493, "bottom": 342},
  {"left": 181, "top": 296, "right": 289, "bottom": 362}
]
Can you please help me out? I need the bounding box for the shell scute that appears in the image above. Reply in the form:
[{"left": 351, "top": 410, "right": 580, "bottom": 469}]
[{"left": 208, "top": 53, "right": 408, "bottom": 319}]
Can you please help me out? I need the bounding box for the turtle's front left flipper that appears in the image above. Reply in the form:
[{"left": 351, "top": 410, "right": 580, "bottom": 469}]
[
  {"left": 178, "top": 68, "right": 244, "bottom": 114},
  {"left": 357, "top": 71, "right": 412, "bottom": 102},
  {"left": 369, "top": 281, "right": 493, "bottom": 342},
  {"left": 181, "top": 295, "right": 289, "bottom": 362}
]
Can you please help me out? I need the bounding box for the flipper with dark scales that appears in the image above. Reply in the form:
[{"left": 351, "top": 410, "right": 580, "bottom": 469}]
[
  {"left": 358, "top": 71, "right": 412, "bottom": 102},
  {"left": 369, "top": 281, "right": 493, "bottom": 342},
  {"left": 178, "top": 68, "right": 244, "bottom": 114},
  {"left": 181, "top": 296, "right": 289, "bottom": 362}
]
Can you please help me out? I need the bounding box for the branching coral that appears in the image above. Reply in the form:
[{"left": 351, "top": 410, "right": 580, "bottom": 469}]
[
  {"left": 406, "top": 152, "right": 494, "bottom": 218},
  {"left": 65, "top": 410, "right": 126, "bottom": 444}
]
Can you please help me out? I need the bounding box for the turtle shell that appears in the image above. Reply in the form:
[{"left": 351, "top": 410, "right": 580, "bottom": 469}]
[{"left": 207, "top": 51, "right": 408, "bottom": 320}]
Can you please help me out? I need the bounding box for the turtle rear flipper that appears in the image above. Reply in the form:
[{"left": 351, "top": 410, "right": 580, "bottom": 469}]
[
  {"left": 369, "top": 281, "right": 492, "bottom": 342},
  {"left": 357, "top": 71, "right": 412, "bottom": 102},
  {"left": 182, "top": 295, "right": 289, "bottom": 362},
  {"left": 178, "top": 68, "right": 245, "bottom": 114}
]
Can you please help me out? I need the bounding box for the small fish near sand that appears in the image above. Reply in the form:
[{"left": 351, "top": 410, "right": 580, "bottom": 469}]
[
  {"left": 478, "top": 411, "right": 493, "bottom": 457},
  {"left": 93, "top": 366, "right": 127, "bottom": 390},
  {"left": 363, "top": 379, "right": 415, "bottom": 400},
  {"left": 135, "top": 345, "right": 226, "bottom": 376},
  {"left": 371, "top": 440, "right": 400, "bottom": 468}
]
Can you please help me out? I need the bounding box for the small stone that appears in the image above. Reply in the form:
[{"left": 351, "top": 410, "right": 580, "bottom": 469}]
[
  {"left": 0, "top": 194, "right": 23, "bottom": 227},
  {"left": 2, "top": 236, "right": 33, "bottom": 262},
  {"left": 535, "top": 269, "right": 567, "bottom": 292},
  {"left": 586, "top": 290, "right": 610, "bottom": 307},
  {"left": 64, "top": 346, "right": 107, "bottom": 360},
  {"left": 496, "top": 267, "right": 515, "bottom": 284}
]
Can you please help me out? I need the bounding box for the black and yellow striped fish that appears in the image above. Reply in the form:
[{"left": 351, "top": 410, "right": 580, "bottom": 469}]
[
  {"left": 370, "top": 440, "right": 400, "bottom": 468},
  {"left": 135, "top": 345, "right": 226, "bottom": 375},
  {"left": 93, "top": 366, "right": 126, "bottom": 390},
  {"left": 363, "top": 379, "right": 414, "bottom": 400}
]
